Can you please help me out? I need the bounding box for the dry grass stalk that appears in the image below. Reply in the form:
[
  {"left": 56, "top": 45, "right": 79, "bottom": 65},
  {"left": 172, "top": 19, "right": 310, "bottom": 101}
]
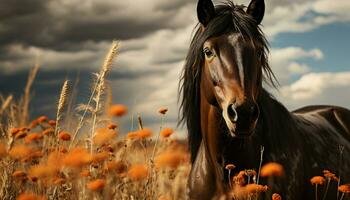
[
  {"left": 71, "top": 41, "right": 119, "bottom": 148},
  {"left": 0, "top": 95, "right": 13, "bottom": 115},
  {"left": 54, "top": 80, "right": 69, "bottom": 138},
  {"left": 21, "top": 63, "right": 39, "bottom": 126}
]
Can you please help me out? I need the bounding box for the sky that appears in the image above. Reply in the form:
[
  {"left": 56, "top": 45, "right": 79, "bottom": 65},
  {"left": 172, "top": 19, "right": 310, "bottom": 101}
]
[{"left": 0, "top": 0, "right": 349, "bottom": 136}]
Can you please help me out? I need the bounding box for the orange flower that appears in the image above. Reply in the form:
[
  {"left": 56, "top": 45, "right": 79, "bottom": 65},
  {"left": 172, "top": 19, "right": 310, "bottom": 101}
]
[
  {"left": 272, "top": 193, "right": 282, "bottom": 200},
  {"left": 63, "top": 147, "right": 92, "bottom": 168},
  {"left": 127, "top": 164, "right": 148, "bottom": 180},
  {"left": 323, "top": 169, "right": 339, "bottom": 181},
  {"left": 9, "top": 145, "right": 33, "bottom": 160},
  {"left": 24, "top": 133, "right": 43, "bottom": 144},
  {"left": 225, "top": 164, "right": 236, "bottom": 170},
  {"left": 28, "top": 164, "right": 58, "bottom": 179},
  {"left": 245, "top": 184, "right": 268, "bottom": 194},
  {"left": 310, "top": 176, "right": 326, "bottom": 185},
  {"left": 17, "top": 193, "right": 46, "bottom": 200},
  {"left": 12, "top": 170, "right": 27, "bottom": 178},
  {"left": 155, "top": 150, "right": 188, "bottom": 169},
  {"left": 136, "top": 128, "right": 152, "bottom": 139},
  {"left": 87, "top": 179, "right": 105, "bottom": 191},
  {"left": 37, "top": 116, "right": 48, "bottom": 123},
  {"left": 160, "top": 128, "right": 174, "bottom": 138},
  {"left": 48, "top": 120, "right": 56, "bottom": 127},
  {"left": 126, "top": 131, "right": 139, "bottom": 139},
  {"left": 260, "top": 162, "right": 284, "bottom": 177},
  {"left": 29, "top": 120, "right": 39, "bottom": 129},
  {"left": 10, "top": 128, "right": 20, "bottom": 136},
  {"left": 80, "top": 169, "right": 90, "bottom": 177},
  {"left": 158, "top": 107, "right": 168, "bottom": 115},
  {"left": 245, "top": 169, "right": 257, "bottom": 177},
  {"left": 58, "top": 131, "right": 71, "bottom": 141},
  {"left": 233, "top": 171, "right": 246, "bottom": 186},
  {"left": 108, "top": 123, "right": 118, "bottom": 129},
  {"left": 93, "top": 128, "right": 117, "bottom": 146},
  {"left": 92, "top": 152, "right": 109, "bottom": 164},
  {"left": 42, "top": 128, "right": 54, "bottom": 136},
  {"left": 108, "top": 104, "right": 128, "bottom": 117},
  {"left": 338, "top": 184, "right": 350, "bottom": 193},
  {"left": 104, "top": 161, "right": 127, "bottom": 174},
  {"left": 15, "top": 130, "right": 27, "bottom": 139}
]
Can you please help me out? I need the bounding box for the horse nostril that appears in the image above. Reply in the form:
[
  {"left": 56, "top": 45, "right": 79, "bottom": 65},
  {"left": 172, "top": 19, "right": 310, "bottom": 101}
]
[{"left": 227, "top": 104, "right": 238, "bottom": 122}]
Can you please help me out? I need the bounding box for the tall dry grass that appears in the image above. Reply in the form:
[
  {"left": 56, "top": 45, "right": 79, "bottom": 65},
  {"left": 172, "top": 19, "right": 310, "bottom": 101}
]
[
  {"left": 0, "top": 41, "right": 190, "bottom": 200},
  {"left": 0, "top": 41, "right": 349, "bottom": 200}
]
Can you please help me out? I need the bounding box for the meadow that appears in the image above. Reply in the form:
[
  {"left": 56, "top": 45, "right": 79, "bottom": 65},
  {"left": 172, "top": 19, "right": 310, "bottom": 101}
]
[{"left": 0, "top": 42, "right": 349, "bottom": 200}]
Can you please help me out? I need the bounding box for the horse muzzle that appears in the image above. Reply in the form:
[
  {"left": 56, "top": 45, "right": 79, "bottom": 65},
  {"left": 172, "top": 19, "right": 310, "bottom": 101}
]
[{"left": 223, "top": 102, "right": 259, "bottom": 137}]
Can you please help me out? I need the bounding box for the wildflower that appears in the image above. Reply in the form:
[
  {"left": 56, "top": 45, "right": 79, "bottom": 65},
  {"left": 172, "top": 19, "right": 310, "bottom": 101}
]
[
  {"left": 9, "top": 145, "right": 33, "bottom": 160},
  {"left": 10, "top": 128, "right": 20, "bottom": 136},
  {"left": 17, "top": 193, "right": 46, "bottom": 200},
  {"left": 126, "top": 131, "right": 138, "bottom": 139},
  {"left": 42, "top": 128, "right": 54, "bottom": 136},
  {"left": 155, "top": 150, "right": 187, "bottom": 169},
  {"left": 310, "top": 176, "right": 325, "bottom": 185},
  {"left": 245, "top": 184, "right": 268, "bottom": 194},
  {"left": 272, "top": 193, "right": 282, "bottom": 200},
  {"left": 260, "top": 162, "right": 284, "bottom": 177},
  {"left": 12, "top": 170, "right": 27, "bottom": 178},
  {"left": 24, "top": 133, "right": 43, "bottom": 144},
  {"left": 58, "top": 131, "right": 71, "bottom": 141},
  {"left": 127, "top": 164, "right": 148, "bottom": 180},
  {"left": 158, "top": 107, "right": 168, "bottom": 115},
  {"left": 92, "top": 151, "right": 109, "bottom": 164},
  {"left": 37, "top": 116, "right": 48, "bottom": 123},
  {"left": 108, "top": 123, "right": 118, "bottom": 129},
  {"left": 225, "top": 164, "right": 236, "bottom": 170},
  {"left": 104, "top": 161, "right": 127, "bottom": 174},
  {"left": 29, "top": 120, "right": 39, "bottom": 129},
  {"left": 63, "top": 147, "right": 92, "bottom": 168},
  {"left": 245, "top": 169, "right": 257, "bottom": 177},
  {"left": 30, "top": 151, "right": 44, "bottom": 159},
  {"left": 87, "top": 179, "right": 106, "bottom": 191},
  {"left": 136, "top": 128, "right": 152, "bottom": 139},
  {"left": 108, "top": 104, "right": 128, "bottom": 117},
  {"left": 28, "top": 164, "right": 58, "bottom": 179},
  {"left": 323, "top": 169, "right": 339, "bottom": 181},
  {"left": 233, "top": 171, "right": 247, "bottom": 186},
  {"left": 160, "top": 128, "right": 174, "bottom": 138},
  {"left": 339, "top": 184, "right": 350, "bottom": 193},
  {"left": 80, "top": 169, "right": 90, "bottom": 177},
  {"left": 48, "top": 120, "right": 56, "bottom": 127},
  {"left": 93, "top": 128, "right": 117, "bottom": 146},
  {"left": 15, "top": 130, "right": 27, "bottom": 139}
]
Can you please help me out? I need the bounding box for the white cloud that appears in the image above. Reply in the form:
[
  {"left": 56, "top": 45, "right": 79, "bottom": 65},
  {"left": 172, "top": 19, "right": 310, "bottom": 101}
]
[
  {"left": 269, "top": 47, "right": 324, "bottom": 84},
  {"left": 277, "top": 72, "right": 350, "bottom": 110}
]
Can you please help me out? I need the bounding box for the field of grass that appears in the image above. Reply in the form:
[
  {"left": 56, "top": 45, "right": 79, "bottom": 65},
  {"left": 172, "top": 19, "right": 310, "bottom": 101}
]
[{"left": 0, "top": 42, "right": 349, "bottom": 200}]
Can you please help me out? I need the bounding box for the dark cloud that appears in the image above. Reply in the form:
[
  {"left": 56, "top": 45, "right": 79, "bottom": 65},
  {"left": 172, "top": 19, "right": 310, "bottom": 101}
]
[{"left": 0, "top": 0, "right": 194, "bottom": 51}]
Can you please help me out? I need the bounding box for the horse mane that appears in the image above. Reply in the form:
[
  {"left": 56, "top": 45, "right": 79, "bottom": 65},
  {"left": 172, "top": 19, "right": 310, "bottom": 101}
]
[{"left": 179, "top": 2, "right": 277, "bottom": 163}]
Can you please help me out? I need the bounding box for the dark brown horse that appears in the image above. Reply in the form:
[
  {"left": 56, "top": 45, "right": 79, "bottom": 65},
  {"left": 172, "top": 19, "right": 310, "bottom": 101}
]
[{"left": 179, "top": 0, "right": 350, "bottom": 199}]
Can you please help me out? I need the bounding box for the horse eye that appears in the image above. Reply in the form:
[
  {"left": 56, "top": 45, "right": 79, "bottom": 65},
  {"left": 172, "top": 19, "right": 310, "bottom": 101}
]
[{"left": 203, "top": 47, "right": 214, "bottom": 58}]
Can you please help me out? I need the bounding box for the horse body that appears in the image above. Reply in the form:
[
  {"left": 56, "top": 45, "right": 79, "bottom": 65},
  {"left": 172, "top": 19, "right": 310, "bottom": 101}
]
[
  {"left": 180, "top": 0, "right": 350, "bottom": 199},
  {"left": 189, "top": 90, "right": 350, "bottom": 199}
]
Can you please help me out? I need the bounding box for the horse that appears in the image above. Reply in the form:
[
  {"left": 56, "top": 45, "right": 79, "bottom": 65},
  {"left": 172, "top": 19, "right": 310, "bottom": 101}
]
[{"left": 179, "top": 0, "right": 350, "bottom": 199}]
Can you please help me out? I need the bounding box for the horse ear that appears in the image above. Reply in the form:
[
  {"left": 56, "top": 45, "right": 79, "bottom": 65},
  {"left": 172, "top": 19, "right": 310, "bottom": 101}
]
[
  {"left": 197, "top": 0, "right": 215, "bottom": 27},
  {"left": 246, "top": 0, "right": 265, "bottom": 24}
]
